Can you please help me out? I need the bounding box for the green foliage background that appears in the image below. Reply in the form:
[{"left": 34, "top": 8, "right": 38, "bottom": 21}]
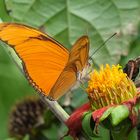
[{"left": 0, "top": 0, "right": 140, "bottom": 139}]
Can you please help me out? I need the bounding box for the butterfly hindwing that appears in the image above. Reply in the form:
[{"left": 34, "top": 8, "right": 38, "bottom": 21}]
[
  {"left": 69, "top": 36, "right": 89, "bottom": 71},
  {"left": 49, "top": 36, "right": 89, "bottom": 100}
]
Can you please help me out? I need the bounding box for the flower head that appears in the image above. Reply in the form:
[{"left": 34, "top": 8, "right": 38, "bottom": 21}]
[
  {"left": 9, "top": 96, "right": 47, "bottom": 138},
  {"left": 87, "top": 64, "right": 137, "bottom": 110},
  {"left": 66, "top": 64, "right": 140, "bottom": 139}
]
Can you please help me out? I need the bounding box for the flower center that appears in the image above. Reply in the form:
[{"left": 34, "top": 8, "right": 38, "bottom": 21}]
[{"left": 86, "top": 64, "right": 137, "bottom": 110}]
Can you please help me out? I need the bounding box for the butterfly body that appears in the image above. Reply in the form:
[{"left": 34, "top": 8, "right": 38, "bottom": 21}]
[{"left": 0, "top": 23, "right": 89, "bottom": 100}]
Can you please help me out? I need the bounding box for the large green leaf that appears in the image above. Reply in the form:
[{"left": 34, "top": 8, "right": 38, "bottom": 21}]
[
  {"left": 0, "top": 0, "right": 11, "bottom": 21},
  {"left": 0, "top": 0, "right": 140, "bottom": 139},
  {"left": 5, "top": 0, "right": 140, "bottom": 65},
  {"left": 120, "top": 24, "right": 140, "bottom": 66}
]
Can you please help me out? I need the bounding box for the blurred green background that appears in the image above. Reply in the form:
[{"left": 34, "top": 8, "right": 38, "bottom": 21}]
[{"left": 0, "top": 0, "right": 140, "bottom": 139}]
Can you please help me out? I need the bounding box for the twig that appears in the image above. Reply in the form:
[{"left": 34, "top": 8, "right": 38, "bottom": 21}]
[{"left": 39, "top": 93, "right": 69, "bottom": 123}]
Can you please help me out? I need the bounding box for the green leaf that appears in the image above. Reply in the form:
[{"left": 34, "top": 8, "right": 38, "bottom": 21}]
[
  {"left": 127, "top": 127, "right": 138, "bottom": 140},
  {"left": 5, "top": 138, "right": 17, "bottom": 140},
  {"left": 4, "top": 0, "right": 140, "bottom": 65},
  {"left": 111, "top": 121, "right": 136, "bottom": 140},
  {"left": 23, "top": 135, "right": 30, "bottom": 140},
  {"left": 120, "top": 24, "right": 140, "bottom": 66},
  {"left": 100, "top": 107, "right": 114, "bottom": 122},
  {"left": 96, "top": 125, "right": 110, "bottom": 140},
  {"left": 110, "top": 105, "right": 129, "bottom": 126},
  {"left": 0, "top": 0, "right": 11, "bottom": 21},
  {"left": 0, "top": 17, "right": 2, "bottom": 22},
  {"left": 82, "top": 112, "right": 94, "bottom": 137}
]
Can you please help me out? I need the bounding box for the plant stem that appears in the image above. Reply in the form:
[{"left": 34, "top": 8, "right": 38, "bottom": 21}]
[
  {"left": 39, "top": 94, "right": 86, "bottom": 140},
  {"left": 39, "top": 93, "right": 69, "bottom": 123}
]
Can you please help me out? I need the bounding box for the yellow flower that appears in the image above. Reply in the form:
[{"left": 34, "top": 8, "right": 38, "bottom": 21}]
[
  {"left": 66, "top": 64, "right": 140, "bottom": 139},
  {"left": 87, "top": 64, "right": 137, "bottom": 110}
]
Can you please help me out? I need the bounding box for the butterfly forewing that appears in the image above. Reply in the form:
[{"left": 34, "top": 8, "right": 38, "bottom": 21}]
[{"left": 0, "top": 23, "right": 69, "bottom": 96}]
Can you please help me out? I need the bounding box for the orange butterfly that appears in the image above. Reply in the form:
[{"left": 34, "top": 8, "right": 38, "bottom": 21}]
[{"left": 0, "top": 23, "right": 89, "bottom": 100}]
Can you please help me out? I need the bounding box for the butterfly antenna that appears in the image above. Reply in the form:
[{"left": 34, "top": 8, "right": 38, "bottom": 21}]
[{"left": 90, "top": 32, "right": 117, "bottom": 58}]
